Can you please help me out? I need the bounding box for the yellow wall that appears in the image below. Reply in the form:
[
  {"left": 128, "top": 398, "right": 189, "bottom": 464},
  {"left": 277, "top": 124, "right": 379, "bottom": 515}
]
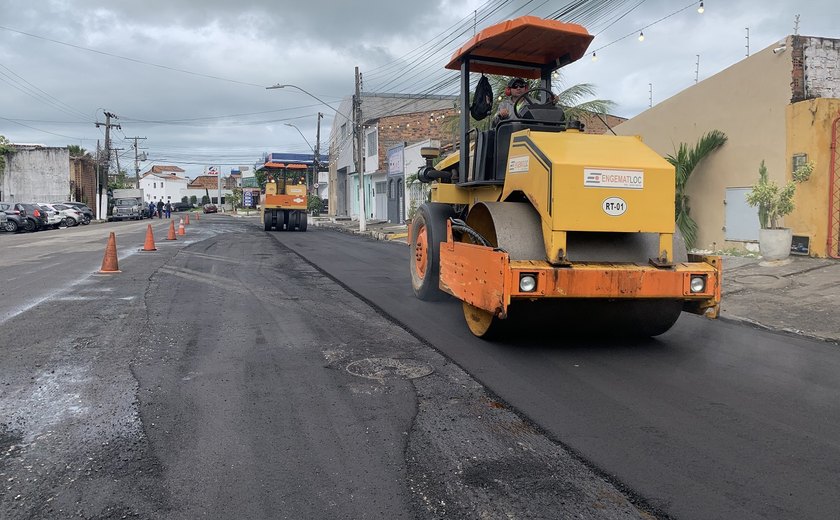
[
  {"left": 786, "top": 98, "right": 840, "bottom": 257},
  {"left": 614, "top": 38, "right": 793, "bottom": 251}
]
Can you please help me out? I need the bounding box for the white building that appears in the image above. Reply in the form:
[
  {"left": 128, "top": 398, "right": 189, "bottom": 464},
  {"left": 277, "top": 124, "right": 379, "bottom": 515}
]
[{"left": 138, "top": 165, "right": 190, "bottom": 205}]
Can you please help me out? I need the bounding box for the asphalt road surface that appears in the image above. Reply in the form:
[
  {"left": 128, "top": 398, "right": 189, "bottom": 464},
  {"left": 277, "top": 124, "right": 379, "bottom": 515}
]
[
  {"left": 1, "top": 216, "right": 649, "bottom": 519},
  {"left": 2, "top": 216, "right": 837, "bottom": 519},
  {"left": 274, "top": 222, "right": 840, "bottom": 520}
]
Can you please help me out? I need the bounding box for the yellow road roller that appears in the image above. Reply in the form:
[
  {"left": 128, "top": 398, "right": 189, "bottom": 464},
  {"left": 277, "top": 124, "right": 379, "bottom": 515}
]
[
  {"left": 408, "top": 16, "right": 721, "bottom": 338},
  {"left": 261, "top": 163, "right": 308, "bottom": 231}
]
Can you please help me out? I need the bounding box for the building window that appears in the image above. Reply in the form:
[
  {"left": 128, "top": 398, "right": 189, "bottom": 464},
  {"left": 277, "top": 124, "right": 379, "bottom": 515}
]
[
  {"left": 792, "top": 153, "right": 808, "bottom": 173},
  {"left": 366, "top": 130, "right": 377, "bottom": 156},
  {"left": 153, "top": 182, "right": 156, "bottom": 188}
]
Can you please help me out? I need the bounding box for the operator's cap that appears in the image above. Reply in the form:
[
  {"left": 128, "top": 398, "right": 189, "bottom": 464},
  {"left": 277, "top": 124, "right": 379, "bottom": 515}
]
[{"left": 508, "top": 77, "right": 527, "bottom": 88}]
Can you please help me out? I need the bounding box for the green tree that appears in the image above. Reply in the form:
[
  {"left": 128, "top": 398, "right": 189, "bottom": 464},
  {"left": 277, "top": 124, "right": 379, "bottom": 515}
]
[
  {"left": 227, "top": 188, "right": 243, "bottom": 211},
  {"left": 0, "top": 135, "right": 13, "bottom": 179},
  {"left": 665, "top": 130, "right": 728, "bottom": 249},
  {"left": 254, "top": 169, "right": 268, "bottom": 190},
  {"left": 109, "top": 169, "right": 131, "bottom": 189},
  {"left": 307, "top": 194, "right": 323, "bottom": 214},
  {"left": 444, "top": 75, "right": 616, "bottom": 136},
  {"left": 67, "top": 145, "right": 88, "bottom": 157},
  {"left": 189, "top": 195, "right": 197, "bottom": 206}
]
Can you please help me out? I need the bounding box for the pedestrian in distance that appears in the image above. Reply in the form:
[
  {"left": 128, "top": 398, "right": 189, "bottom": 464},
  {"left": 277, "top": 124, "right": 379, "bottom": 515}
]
[
  {"left": 157, "top": 200, "right": 164, "bottom": 219},
  {"left": 164, "top": 201, "right": 172, "bottom": 219},
  {"left": 148, "top": 201, "right": 157, "bottom": 218}
]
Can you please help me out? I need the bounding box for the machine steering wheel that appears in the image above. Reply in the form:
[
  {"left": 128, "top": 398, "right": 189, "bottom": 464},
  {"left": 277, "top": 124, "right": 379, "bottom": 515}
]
[{"left": 513, "top": 87, "right": 557, "bottom": 119}]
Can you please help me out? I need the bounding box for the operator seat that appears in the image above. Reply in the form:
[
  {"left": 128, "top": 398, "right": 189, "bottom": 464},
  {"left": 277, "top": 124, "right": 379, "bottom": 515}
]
[
  {"left": 472, "top": 130, "right": 496, "bottom": 183},
  {"left": 493, "top": 121, "right": 527, "bottom": 181}
]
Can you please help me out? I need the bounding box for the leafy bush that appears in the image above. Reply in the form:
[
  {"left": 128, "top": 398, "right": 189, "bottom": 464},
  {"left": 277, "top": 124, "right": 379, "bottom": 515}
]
[{"left": 307, "top": 194, "right": 323, "bottom": 213}]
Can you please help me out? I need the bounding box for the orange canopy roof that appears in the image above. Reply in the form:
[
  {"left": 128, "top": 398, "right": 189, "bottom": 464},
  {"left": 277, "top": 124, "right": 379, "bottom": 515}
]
[
  {"left": 445, "top": 16, "right": 593, "bottom": 78},
  {"left": 264, "top": 162, "right": 308, "bottom": 170}
]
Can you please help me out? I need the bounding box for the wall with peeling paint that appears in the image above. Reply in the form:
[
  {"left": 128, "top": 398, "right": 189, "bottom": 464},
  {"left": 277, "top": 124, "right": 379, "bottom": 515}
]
[{"left": 0, "top": 146, "right": 70, "bottom": 203}]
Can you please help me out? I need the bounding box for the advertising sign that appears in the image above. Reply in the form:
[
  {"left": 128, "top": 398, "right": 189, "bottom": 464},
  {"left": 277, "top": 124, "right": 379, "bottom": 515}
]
[{"left": 387, "top": 146, "right": 404, "bottom": 175}]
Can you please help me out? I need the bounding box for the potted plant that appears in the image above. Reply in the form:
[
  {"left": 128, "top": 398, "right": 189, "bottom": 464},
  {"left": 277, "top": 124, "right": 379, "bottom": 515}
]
[{"left": 746, "top": 160, "right": 813, "bottom": 260}]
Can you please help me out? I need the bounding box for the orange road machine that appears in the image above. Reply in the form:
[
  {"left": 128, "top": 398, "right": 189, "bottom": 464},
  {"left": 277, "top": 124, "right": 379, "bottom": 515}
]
[
  {"left": 408, "top": 16, "right": 721, "bottom": 338},
  {"left": 261, "top": 163, "right": 309, "bottom": 232}
]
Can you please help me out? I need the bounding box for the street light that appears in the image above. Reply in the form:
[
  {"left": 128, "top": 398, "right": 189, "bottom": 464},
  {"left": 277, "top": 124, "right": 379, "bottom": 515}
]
[
  {"left": 266, "top": 84, "right": 340, "bottom": 115},
  {"left": 284, "top": 123, "right": 314, "bottom": 153},
  {"left": 285, "top": 122, "right": 315, "bottom": 192}
]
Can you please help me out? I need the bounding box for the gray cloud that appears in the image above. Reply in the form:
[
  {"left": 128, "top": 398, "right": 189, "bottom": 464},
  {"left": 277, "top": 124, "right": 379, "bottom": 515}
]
[{"left": 1, "top": 0, "right": 838, "bottom": 177}]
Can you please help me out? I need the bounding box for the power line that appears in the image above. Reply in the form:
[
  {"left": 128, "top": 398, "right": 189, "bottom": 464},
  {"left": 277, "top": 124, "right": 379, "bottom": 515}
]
[{"left": 0, "top": 24, "right": 266, "bottom": 88}]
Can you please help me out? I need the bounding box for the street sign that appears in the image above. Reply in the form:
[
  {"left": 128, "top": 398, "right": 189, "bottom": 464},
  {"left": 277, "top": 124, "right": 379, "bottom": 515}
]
[{"left": 243, "top": 191, "right": 253, "bottom": 207}]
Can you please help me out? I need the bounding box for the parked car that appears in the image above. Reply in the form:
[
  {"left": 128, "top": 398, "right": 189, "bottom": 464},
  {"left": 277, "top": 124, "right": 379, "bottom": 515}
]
[
  {"left": 8, "top": 203, "right": 49, "bottom": 231},
  {"left": 56, "top": 201, "right": 93, "bottom": 224},
  {"left": 37, "top": 204, "right": 64, "bottom": 229},
  {"left": 171, "top": 202, "right": 192, "bottom": 212},
  {"left": 203, "top": 203, "right": 218, "bottom": 214},
  {"left": 0, "top": 201, "right": 27, "bottom": 232},
  {"left": 42, "top": 203, "right": 84, "bottom": 227}
]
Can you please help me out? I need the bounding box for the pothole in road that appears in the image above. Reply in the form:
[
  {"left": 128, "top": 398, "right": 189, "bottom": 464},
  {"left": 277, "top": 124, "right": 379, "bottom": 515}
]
[{"left": 346, "top": 357, "right": 434, "bottom": 381}]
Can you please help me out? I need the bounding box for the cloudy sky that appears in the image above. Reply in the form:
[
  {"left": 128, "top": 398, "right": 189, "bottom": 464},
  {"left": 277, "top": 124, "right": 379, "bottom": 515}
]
[{"left": 1, "top": 0, "right": 837, "bottom": 178}]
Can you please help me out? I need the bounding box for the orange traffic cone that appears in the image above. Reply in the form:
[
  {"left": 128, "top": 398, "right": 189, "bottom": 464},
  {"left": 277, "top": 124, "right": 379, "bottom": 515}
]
[
  {"left": 184, "top": 214, "right": 190, "bottom": 225},
  {"left": 99, "top": 232, "right": 121, "bottom": 273},
  {"left": 177, "top": 218, "right": 186, "bottom": 236},
  {"left": 141, "top": 224, "right": 157, "bottom": 251},
  {"left": 166, "top": 220, "right": 177, "bottom": 240}
]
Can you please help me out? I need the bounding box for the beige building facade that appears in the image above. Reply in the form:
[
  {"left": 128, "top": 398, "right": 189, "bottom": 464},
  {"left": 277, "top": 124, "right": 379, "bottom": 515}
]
[{"left": 614, "top": 35, "right": 840, "bottom": 258}]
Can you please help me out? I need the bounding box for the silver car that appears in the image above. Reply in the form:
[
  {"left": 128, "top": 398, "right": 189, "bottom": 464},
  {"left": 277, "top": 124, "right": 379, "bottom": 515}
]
[
  {"left": 37, "top": 204, "right": 64, "bottom": 229},
  {"left": 40, "top": 203, "right": 83, "bottom": 227}
]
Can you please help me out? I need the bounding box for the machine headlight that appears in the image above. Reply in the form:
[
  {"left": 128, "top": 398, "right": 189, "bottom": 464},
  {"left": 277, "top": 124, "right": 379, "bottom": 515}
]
[
  {"left": 519, "top": 274, "right": 537, "bottom": 292},
  {"left": 690, "top": 275, "right": 706, "bottom": 293}
]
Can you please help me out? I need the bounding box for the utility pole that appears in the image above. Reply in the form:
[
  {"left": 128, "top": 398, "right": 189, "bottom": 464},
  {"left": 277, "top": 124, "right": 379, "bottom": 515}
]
[
  {"left": 314, "top": 112, "right": 323, "bottom": 196},
  {"left": 95, "top": 140, "right": 101, "bottom": 219},
  {"left": 648, "top": 83, "right": 653, "bottom": 108},
  {"left": 355, "top": 66, "right": 366, "bottom": 232},
  {"left": 127, "top": 136, "right": 147, "bottom": 188},
  {"left": 112, "top": 148, "right": 125, "bottom": 186},
  {"left": 95, "top": 112, "right": 120, "bottom": 220}
]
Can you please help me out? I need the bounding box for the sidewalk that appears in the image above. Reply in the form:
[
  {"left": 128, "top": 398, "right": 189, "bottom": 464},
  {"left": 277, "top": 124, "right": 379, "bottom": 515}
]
[{"left": 313, "top": 216, "right": 840, "bottom": 344}]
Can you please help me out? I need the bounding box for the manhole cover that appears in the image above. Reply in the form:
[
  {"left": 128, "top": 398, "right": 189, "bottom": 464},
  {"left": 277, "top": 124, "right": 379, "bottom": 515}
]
[
  {"left": 735, "top": 274, "right": 790, "bottom": 289},
  {"left": 346, "top": 358, "right": 433, "bottom": 380}
]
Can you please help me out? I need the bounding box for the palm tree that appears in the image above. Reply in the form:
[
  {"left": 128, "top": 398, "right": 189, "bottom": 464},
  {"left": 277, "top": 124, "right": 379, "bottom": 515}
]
[
  {"left": 665, "top": 130, "right": 728, "bottom": 250},
  {"left": 446, "top": 75, "right": 616, "bottom": 135}
]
